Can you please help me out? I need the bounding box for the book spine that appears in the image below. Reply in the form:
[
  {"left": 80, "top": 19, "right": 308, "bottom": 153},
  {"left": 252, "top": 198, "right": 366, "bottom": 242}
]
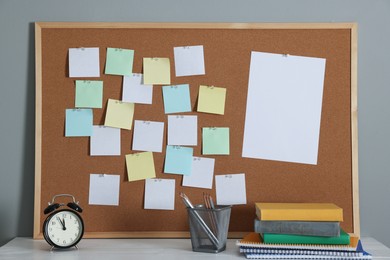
[
  {"left": 261, "top": 229, "right": 350, "bottom": 245},
  {"left": 254, "top": 219, "right": 340, "bottom": 237},
  {"left": 256, "top": 207, "right": 343, "bottom": 221}
]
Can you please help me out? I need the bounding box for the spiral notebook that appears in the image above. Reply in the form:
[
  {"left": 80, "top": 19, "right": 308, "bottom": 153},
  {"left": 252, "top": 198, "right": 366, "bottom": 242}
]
[
  {"left": 237, "top": 233, "right": 372, "bottom": 259},
  {"left": 244, "top": 254, "right": 372, "bottom": 259}
]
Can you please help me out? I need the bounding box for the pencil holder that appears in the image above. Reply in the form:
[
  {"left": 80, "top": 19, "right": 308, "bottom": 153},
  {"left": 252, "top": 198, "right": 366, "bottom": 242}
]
[{"left": 187, "top": 204, "right": 232, "bottom": 253}]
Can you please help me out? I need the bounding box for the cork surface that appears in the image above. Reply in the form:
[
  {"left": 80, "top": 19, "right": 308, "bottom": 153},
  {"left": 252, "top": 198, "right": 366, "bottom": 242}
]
[{"left": 37, "top": 26, "right": 353, "bottom": 235}]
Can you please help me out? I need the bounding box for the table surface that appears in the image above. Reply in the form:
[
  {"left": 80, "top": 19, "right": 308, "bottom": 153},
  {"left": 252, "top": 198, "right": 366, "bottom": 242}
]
[{"left": 1, "top": 237, "right": 390, "bottom": 259}]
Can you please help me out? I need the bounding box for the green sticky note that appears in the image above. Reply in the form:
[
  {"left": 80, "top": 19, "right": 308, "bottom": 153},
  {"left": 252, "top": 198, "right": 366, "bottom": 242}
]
[
  {"left": 126, "top": 152, "right": 156, "bottom": 182},
  {"left": 105, "top": 48, "right": 134, "bottom": 76},
  {"left": 104, "top": 99, "right": 135, "bottom": 130},
  {"left": 75, "top": 80, "right": 103, "bottom": 108},
  {"left": 202, "top": 127, "right": 230, "bottom": 155},
  {"left": 197, "top": 85, "right": 226, "bottom": 115}
]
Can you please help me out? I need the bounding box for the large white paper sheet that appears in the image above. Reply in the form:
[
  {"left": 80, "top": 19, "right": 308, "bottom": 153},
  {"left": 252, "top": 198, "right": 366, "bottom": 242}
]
[
  {"left": 132, "top": 120, "right": 164, "bottom": 153},
  {"left": 90, "top": 126, "right": 121, "bottom": 156},
  {"left": 242, "top": 52, "right": 326, "bottom": 165},
  {"left": 69, "top": 47, "right": 100, "bottom": 77},
  {"left": 215, "top": 173, "right": 246, "bottom": 205},
  {"left": 144, "top": 179, "right": 175, "bottom": 210},
  {"left": 167, "top": 115, "right": 197, "bottom": 146},
  {"left": 88, "top": 174, "right": 120, "bottom": 206},
  {"left": 182, "top": 157, "right": 215, "bottom": 189}
]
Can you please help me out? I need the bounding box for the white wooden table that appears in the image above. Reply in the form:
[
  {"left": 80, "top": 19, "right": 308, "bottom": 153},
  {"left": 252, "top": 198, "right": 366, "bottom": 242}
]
[{"left": 1, "top": 237, "right": 390, "bottom": 259}]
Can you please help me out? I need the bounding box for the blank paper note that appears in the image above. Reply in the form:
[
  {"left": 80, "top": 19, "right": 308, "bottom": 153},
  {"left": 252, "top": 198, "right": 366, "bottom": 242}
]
[
  {"left": 182, "top": 157, "right": 215, "bottom": 189},
  {"left": 242, "top": 51, "right": 326, "bottom": 165},
  {"left": 144, "top": 178, "right": 175, "bottom": 210},
  {"left": 132, "top": 120, "right": 164, "bottom": 153},
  {"left": 164, "top": 145, "right": 193, "bottom": 175},
  {"left": 215, "top": 173, "right": 247, "bottom": 205},
  {"left": 75, "top": 80, "right": 103, "bottom": 108},
  {"left": 104, "top": 99, "right": 135, "bottom": 130},
  {"left": 197, "top": 85, "right": 226, "bottom": 115},
  {"left": 90, "top": 126, "right": 121, "bottom": 156},
  {"left": 105, "top": 48, "right": 134, "bottom": 76},
  {"left": 125, "top": 152, "right": 156, "bottom": 182},
  {"left": 122, "top": 73, "right": 153, "bottom": 104},
  {"left": 174, "top": 45, "right": 205, "bottom": 77},
  {"left": 168, "top": 115, "right": 197, "bottom": 146},
  {"left": 143, "top": 58, "right": 171, "bottom": 85},
  {"left": 202, "top": 127, "right": 230, "bottom": 155},
  {"left": 162, "top": 84, "right": 191, "bottom": 114},
  {"left": 89, "top": 174, "right": 120, "bottom": 206},
  {"left": 68, "top": 47, "right": 100, "bottom": 78},
  {"left": 65, "top": 109, "right": 93, "bottom": 137}
]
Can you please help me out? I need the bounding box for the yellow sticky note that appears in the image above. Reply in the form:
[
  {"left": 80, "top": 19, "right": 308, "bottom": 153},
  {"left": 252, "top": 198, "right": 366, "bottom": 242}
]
[
  {"left": 197, "top": 85, "right": 226, "bottom": 115},
  {"left": 143, "top": 58, "right": 171, "bottom": 85},
  {"left": 104, "top": 99, "right": 135, "bottom": 130},
  {"left": 126, "top": 152, "right": 156, "bottom": 182}
]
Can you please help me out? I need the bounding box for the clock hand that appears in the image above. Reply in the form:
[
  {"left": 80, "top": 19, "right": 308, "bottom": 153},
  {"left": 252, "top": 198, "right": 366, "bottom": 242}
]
[
  {"left": 56, "top": 217, "right": 62, "bottom": 227},
  {"left": 61, "top": 218, "right": 66, "bottom": 230},
  {"left": 57, "top": 217, "right": 66, "bottom": 230}
]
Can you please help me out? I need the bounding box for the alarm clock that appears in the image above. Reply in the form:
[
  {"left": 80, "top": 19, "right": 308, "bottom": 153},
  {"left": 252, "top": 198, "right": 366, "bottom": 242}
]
[{"left": 42, "top": 194, "right": 84, "bottom": 249}]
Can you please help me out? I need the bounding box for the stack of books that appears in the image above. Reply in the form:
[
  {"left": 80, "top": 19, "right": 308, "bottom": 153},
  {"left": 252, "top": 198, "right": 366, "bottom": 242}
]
[{"left": 236, "top": 203, "right": 372, "bottom": 259}]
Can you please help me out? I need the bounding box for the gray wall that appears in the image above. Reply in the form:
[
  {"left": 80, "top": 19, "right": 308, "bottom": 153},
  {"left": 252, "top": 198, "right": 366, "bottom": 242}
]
[{"left": 1, "top": 0, "right": 389, "bottom": 248}]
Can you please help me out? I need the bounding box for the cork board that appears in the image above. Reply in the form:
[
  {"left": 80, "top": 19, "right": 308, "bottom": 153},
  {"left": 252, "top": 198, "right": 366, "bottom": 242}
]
[{"left": 34, "top": 23, "right": 358, "bottom": 238}]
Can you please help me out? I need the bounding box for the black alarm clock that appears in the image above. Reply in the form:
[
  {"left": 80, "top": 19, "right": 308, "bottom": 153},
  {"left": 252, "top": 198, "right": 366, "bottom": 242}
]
[{"left": 42, "top": 194, "right": 84, "bottom": 249}]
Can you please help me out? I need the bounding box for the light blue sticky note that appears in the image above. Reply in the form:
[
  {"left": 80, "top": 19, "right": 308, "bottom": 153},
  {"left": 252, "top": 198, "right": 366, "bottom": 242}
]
[
  {"left": 105, "top": 48, "right": 134, "bottom": 76},
  {"left": 65, "top": 109, "right": 93, "bottom": 137},
  {"left": 202, "top": 127, "right": 230, "bottom": 155},
  {"left": 162, "top": 84, "right": 191, "bottom": 114},
  {"left": 164, "top": 145, "right": 193, "bottom": 175}
]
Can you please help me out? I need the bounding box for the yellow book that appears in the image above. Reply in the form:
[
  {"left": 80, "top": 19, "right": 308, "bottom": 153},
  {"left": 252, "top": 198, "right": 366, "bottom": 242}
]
[{"left": 255, "top": 203, "right": 343, "bottom": 221}]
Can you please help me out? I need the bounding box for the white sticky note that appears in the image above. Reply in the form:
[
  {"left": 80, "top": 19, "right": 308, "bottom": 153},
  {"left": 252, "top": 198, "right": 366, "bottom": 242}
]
[
  {"left": 69, "top": 47, "right": 100, "bottom": 77},
  {"left": 90, "top": 126, "right": 121, "bottom": 156},
  {"left": 88, "top": 174, "right": 120, "bottom": 206},
  {"left": 242, "top": 52, "right": 326, "bottom": 165},
  {"left": 174, "top": 45, "right": 205, "bottom": 77},
  {"left": 132, "top": 120, "right": 164, "bottom": 153},
  {"left": 168, "top": 115, "right": 197, "bottom": 146},
  {"left": 215, "top": 173, "right": 247, "bottom": 205},
  {"left": 182, "top": 157, "right": 215, "bottom": 189},
  {"left": 122, "top": 73, "right": 153, "bottom": 104},
  {"left": 144, "top": 179, "right": 175, "bottom": 210}
]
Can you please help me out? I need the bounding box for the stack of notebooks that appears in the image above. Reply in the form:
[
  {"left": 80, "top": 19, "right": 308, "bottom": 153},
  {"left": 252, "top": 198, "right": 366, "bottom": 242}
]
[{"left": 236, "top": 203, "right": 372, "bottom": 259}]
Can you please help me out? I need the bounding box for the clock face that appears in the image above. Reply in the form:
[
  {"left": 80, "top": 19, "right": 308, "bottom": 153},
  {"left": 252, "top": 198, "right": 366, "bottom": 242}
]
[{"left": 43, "top": 209, "right": 84, "bottom": 248}]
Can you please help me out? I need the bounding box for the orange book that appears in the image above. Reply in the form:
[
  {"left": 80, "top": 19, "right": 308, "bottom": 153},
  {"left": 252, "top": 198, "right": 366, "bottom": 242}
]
[{"left": 255, "top": 203, "right": 343, "bottom": 222}]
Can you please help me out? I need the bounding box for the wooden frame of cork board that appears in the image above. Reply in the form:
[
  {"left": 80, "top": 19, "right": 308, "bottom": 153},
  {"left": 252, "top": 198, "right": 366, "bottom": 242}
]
[{"left": 34, "top": 22, "right": 358, "bottom": 239}]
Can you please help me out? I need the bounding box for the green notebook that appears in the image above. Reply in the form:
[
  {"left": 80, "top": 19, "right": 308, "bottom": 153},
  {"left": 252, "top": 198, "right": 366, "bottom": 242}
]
[{"left": 261, "top": 229, "right": 350, "bottom": 245}]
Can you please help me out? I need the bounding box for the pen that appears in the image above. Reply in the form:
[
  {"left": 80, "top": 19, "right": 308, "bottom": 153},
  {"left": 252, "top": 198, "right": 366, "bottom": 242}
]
[
  {"left": 180, "top": 193, "right": 220, "bottom": 247},
  {"left": 203, "top": 193, "right": 218, "bottom": 236},
  {"left": 208, "top": 195, "right": 215, "bottom": 210}
]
